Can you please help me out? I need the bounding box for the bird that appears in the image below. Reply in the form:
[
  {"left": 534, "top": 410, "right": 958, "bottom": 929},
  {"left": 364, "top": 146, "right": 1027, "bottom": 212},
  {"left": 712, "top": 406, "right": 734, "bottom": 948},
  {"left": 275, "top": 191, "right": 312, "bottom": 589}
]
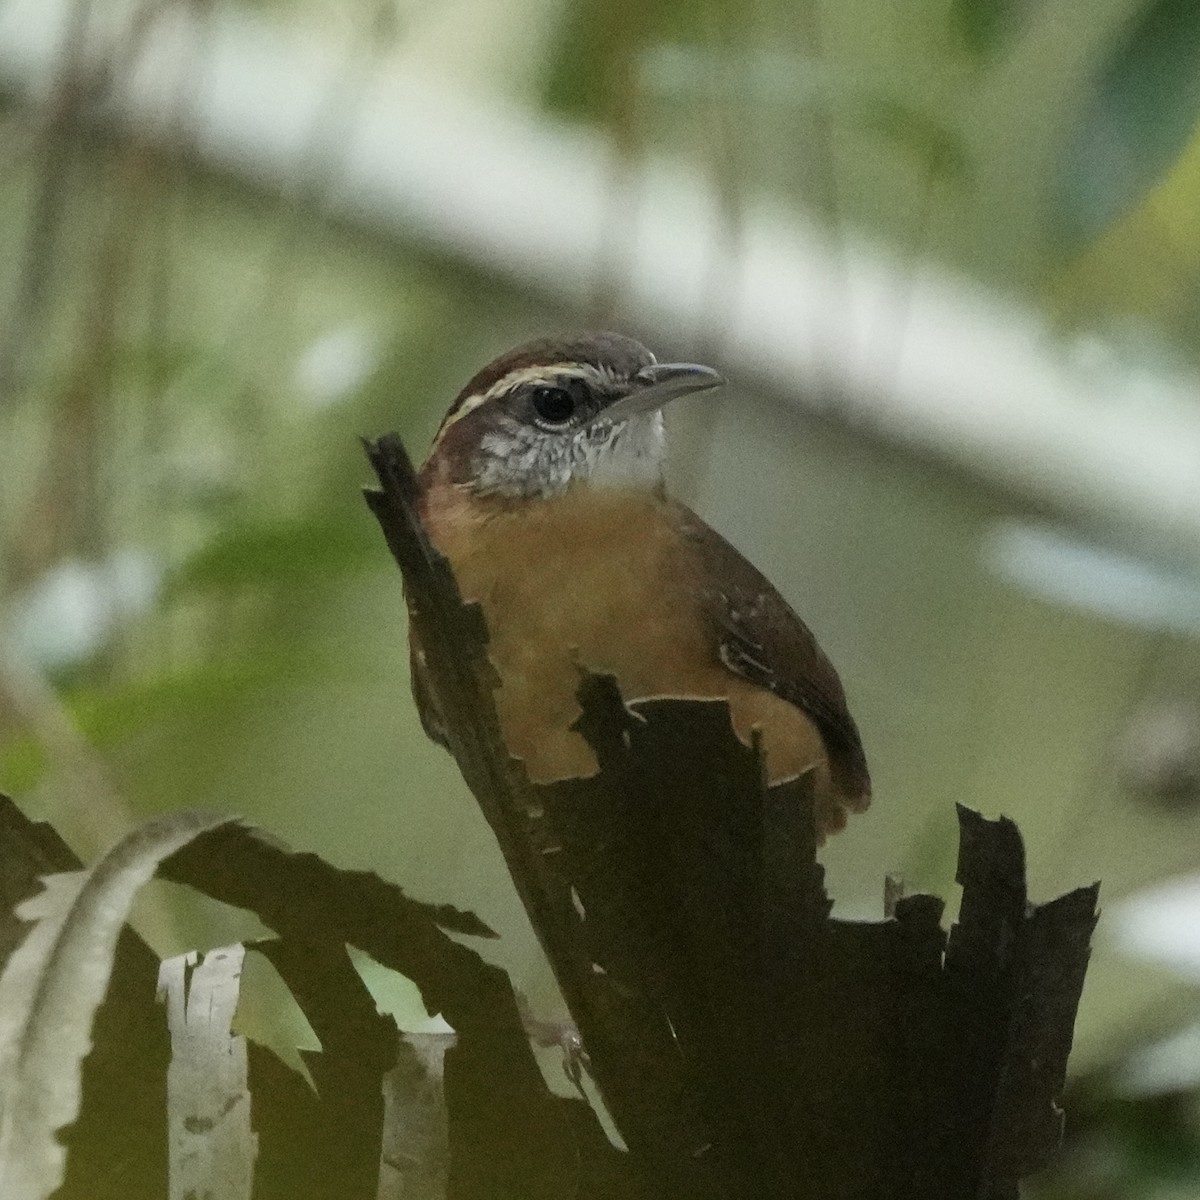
[{"left": 409, "top": 332, "right": 870, "bottom": 837}]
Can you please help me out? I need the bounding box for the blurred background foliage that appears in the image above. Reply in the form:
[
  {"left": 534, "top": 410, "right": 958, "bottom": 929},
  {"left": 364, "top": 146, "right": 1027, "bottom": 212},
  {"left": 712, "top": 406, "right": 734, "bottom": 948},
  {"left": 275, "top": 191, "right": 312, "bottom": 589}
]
[{"left": 4, "top": 0, "right": 1200, "bottom": 1194}]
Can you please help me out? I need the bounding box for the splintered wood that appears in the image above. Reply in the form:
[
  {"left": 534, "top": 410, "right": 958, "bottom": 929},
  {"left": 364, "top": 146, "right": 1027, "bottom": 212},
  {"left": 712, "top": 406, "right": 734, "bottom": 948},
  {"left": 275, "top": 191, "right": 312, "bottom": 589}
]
[{"left": 158, "top": 946, "right": 257, "bottom": 1200}]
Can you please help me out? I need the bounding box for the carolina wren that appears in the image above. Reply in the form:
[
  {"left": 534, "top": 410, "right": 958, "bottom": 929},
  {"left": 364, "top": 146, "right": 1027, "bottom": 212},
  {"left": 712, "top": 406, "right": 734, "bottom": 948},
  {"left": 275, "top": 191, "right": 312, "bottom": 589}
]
[{"left": 410, "top": 332, "right": 870, "bottom": 836}]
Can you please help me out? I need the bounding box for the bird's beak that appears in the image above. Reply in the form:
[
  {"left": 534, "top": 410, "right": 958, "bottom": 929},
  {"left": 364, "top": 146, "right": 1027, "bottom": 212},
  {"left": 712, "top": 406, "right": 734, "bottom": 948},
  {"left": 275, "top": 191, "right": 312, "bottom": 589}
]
[{"left": 593, "top": 362, "right": 725, "bottom": 426}]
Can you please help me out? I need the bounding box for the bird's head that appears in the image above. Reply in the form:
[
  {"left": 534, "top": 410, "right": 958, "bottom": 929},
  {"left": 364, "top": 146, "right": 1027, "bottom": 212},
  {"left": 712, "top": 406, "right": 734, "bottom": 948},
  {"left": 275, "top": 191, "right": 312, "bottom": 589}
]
[{"left": 422, "top": 332, "right": 724, "bottom": 499}]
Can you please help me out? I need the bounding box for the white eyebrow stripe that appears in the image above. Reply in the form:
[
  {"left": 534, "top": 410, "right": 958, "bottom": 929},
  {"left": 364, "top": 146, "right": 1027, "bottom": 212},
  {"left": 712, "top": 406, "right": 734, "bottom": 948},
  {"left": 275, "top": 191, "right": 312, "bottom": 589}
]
[{"left": 432, "top": 362, "right": 616, "bottom": 445}]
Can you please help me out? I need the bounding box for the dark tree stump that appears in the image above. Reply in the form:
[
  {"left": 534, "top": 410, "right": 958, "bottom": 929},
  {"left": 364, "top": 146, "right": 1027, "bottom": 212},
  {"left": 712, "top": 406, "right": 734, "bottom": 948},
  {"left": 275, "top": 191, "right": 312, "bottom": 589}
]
[{"left": 364, "top": 431, "right": 1099, "bottom": 1200}]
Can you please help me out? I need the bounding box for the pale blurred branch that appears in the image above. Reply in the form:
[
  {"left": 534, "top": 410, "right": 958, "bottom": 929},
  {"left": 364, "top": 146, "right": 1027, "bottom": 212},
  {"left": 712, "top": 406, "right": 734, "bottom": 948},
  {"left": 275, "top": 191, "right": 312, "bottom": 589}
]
[{"left": 2, "top": 0, "right": 1194, "bottom": 561}]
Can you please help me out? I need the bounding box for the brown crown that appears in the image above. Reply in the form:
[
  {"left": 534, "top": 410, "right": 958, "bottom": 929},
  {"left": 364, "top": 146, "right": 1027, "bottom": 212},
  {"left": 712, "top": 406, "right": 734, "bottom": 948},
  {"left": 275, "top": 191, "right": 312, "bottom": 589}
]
[{"left": 441, "top": 331, "right": 654, "bottom": 424}]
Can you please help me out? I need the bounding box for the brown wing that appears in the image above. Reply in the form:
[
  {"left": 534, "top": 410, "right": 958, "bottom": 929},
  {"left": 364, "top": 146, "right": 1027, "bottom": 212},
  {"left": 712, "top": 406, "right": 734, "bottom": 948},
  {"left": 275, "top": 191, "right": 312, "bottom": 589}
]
[{"left": 670, "top": 501, "right": 871, "bottom": 808}]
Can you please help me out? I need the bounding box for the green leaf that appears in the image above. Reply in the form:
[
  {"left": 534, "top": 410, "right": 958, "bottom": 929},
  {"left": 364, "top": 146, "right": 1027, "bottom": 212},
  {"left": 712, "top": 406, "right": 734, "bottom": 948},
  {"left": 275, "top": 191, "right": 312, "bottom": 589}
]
[
  {"left": 542, "top": 0, "right": 738, "bottom": 124},
  {"left": 166, "top": 515, "right": 378, "bottom": 597},
  {"left": 952, "top": 0, "right": 1025, "bottom": 57},
  {"left": 0, "top": 658, "right": 316, "bottom": 796},
  {"left": 0, "top": 737, "right": 49, "bottom": 796},
  {"left": 856, "top": 98, "right": 973, "bottom": 183},
  {"left": 65, "top": 658, "right": 301, "bottom": 749},
  {"left": 1057, "top": 0, "right": 1200, "bottom": 246}
]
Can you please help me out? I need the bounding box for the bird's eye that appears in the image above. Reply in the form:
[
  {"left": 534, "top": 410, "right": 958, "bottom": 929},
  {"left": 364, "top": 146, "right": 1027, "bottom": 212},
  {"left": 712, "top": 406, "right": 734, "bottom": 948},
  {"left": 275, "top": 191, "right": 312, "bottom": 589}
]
[{"left": 530, "top": 384, "right": 579, "bottom": 426}]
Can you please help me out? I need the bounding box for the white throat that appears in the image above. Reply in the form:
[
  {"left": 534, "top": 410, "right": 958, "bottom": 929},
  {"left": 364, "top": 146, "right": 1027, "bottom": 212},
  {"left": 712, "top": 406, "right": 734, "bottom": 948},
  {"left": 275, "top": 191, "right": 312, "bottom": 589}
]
[
  {"left": 474, "top": 412, "right": 666, "bottom": 498},
  {"left": 584, "top": 412, "right": 666, "bottom": 489}
]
